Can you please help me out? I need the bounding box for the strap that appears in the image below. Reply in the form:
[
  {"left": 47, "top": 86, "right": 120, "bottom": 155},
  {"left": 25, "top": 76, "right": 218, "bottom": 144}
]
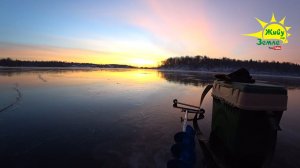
[
  {"left": 199, "top": 84, "right": 213, "bottom": 109},
  {"left": 193, "top": 84, "right": 228, "bottom": 168},
  {"left": 193, "top": 84, "right": 213, "bottom": 137}
]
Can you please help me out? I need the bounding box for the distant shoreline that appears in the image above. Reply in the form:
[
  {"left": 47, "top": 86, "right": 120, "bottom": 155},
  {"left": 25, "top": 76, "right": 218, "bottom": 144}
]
[
  {"left": 0, "top": 66, "right": 135, "bottom": 70},
  {"left": 1, "top": 66, "right": 300, "bottom": 78},
  {"left": 2, "top": 56, "right": 300, "bottom": 77},
  {"left": 158, "top": 68, "right": 300, "bottom": 79}
]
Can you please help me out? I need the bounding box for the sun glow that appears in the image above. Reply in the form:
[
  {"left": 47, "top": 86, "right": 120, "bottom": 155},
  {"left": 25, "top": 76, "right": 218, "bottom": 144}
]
[
  {"left": 131, "top": 58, "right": 157, "bottom": 67},
  {"left": 0, "top": 43, "right": 165, "bottom": 67}
]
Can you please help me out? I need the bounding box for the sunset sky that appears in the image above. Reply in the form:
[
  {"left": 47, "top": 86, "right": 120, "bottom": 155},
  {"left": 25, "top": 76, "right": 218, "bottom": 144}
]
[{"left": 0, "top": 0, "right": 299, "bottom": 67}]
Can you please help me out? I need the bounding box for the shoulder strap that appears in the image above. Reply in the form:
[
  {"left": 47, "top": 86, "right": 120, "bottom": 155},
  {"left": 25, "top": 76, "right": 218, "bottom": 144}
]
[
  {"left": 193, "top": 84, "right": 213, "bottom": 138},
  {"left": 199, "top": 84, "right": 213, "bottom": 109}
]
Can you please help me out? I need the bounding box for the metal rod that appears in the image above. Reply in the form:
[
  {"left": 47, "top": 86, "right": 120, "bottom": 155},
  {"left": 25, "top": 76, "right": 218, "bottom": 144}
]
[
  {"left": 173, "top": 99, "right": 200, "bottom": 110},
  {"left": 173, "top": 106, "right": 200, "bottom": 113},
  {"left": 177, "top": 102, "right": 200, "bottom": 109}
]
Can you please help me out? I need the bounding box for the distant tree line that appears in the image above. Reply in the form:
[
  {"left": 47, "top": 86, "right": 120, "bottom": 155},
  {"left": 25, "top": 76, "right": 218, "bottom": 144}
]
[
  {"left": 0, "top": 58, "right": 134, "bottom": 68},
  {"left": 160, "top": 56, "right": 300, "bottom": 76}
]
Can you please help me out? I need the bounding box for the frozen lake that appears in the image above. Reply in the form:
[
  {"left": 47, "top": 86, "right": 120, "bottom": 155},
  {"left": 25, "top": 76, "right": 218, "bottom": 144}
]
[{"left": 0, "top": 69, "right": 299, "bottom": 168}]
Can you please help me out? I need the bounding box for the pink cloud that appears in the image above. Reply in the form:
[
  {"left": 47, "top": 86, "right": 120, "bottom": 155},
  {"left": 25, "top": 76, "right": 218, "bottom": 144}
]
[
  {"left": 124, "top": 0, "right": 269, "bottom": 59},
  {"left": 0, "top": 43, "right": 112, "bottom": 63},
  {"left": 126, "top": 0, "right": 215, "bottom": 56}
]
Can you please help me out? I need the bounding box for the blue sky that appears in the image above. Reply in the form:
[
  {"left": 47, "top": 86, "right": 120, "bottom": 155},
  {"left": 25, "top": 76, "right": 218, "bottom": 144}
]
[{"left": 0, "top": 0, "right": 299, "bottom": 66}]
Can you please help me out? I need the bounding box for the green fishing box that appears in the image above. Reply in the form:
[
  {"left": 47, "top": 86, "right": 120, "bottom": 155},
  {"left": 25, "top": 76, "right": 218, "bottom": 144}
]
[{"left": 209, "top": 80, "right": 288, "bottom": 167}]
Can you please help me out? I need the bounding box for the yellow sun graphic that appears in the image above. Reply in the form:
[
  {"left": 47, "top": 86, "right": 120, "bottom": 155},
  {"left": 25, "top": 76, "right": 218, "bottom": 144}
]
[{"left": 243, "top": 13, "right": 291, "bottom": 44}]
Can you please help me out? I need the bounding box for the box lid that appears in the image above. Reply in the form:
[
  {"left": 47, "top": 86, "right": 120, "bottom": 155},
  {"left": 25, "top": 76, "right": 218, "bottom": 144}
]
[{"left": 212, "top": 80, "right": 288, "bottom": 111}]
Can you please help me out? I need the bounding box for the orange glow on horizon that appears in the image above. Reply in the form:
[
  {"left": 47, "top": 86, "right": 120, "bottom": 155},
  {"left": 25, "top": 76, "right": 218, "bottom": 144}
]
[{"left": 0, "top": 43, "right": 167, "bottom": 67}]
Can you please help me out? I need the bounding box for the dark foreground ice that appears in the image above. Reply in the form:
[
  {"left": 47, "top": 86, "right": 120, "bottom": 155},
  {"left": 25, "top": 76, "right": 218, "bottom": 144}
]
[{"left": 0, "top": 69, "right": 299, "bottom": 168}]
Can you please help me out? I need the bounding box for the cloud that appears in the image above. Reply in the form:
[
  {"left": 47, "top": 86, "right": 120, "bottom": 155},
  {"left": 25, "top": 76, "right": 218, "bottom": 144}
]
[
  {"left": 0, "top": 42, "right": 116, "bottom": 64},
  {"left": 123, "top": 0, "right": 216, "bottom": 56}
]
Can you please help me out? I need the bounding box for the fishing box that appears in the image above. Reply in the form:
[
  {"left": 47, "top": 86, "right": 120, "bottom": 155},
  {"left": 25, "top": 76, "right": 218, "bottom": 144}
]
[{"left": 209, "top": 80, "right": 287, "bottom": 167}]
